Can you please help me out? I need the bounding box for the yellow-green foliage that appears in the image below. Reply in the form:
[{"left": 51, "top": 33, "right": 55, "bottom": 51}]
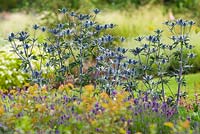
[
  {"left": 0, "top": 47, "right": 27, "bottom": 89},
  {"left": 97, "top": 6, "right": 168, "bottom": 38}
]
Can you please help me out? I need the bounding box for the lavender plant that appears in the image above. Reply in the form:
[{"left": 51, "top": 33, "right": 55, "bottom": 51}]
[{"left": 129, "top": 92, "right": 176, "bottom": 134}]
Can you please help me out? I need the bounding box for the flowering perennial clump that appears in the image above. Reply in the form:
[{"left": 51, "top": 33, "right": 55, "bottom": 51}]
[{"left": 0, "top": 84, "right": 199, "bottom": 133}]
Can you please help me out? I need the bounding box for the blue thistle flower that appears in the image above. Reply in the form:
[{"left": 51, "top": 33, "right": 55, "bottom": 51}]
[
  {"left": 59, "top": 8, "right": 67, "bottom": 14},
  {"left": 146, "top": 35, "right": 154, "bottom": 42},
  {"left": 18, "top": 31, "right": 29, "bottom": 41},
  {"left": 135, "top": 36, "right": 143, "bottom": 42},
  {"left": 49, "top": 28, "right": 60, "bottom": 35},
  {"left": 105, "top": 35, "right": 113, "bottom": 42},
  {"left": 70, "top": 11, "right": 76, "bottom": 17},
  {"left": 154, "top": 29, "right": 163, "bottom": 35},
  {"left": 178, "top": 35, "right": 187, "bottom": 42},
  {"left": 96, "top": 56, "right": 104, "bottom": 61},
  {"left": 128, "top": 59, "right": 137, "bottom": 65},
  {"left": 10, "top": 32, "right": 15, "bottom": 38},
  {"left": 188, "top": 20, "right": 195, "bottom": 26},
  {"left": 57, "top": 23, "right": 64, "bottom": 29},
  {"left": 23, "top": 44, "right": 29, "bottom": 49},
  {"left": 46, "top": 62, "right": 50, "bottom": 67},
  {"left": 176, "top": 19, "right": 185, "bottom": 26},
  {"left": 93, "top": 8, "right": 100, "bottom": 14},
  {"left": 188, "top": 45, "right": 193, "bottom": 49},
  {"left": 161, "top": 44, "right": 167, "bottom": 49},
  {"left": 188, "top": 53, "right": 196, "bottom": 58},
  {"left": 131, "top": 47, "right": 142, "bottom": 56},
  {"left": 8, "top": 33, "right": 15, "bottom": 42},
  {"left": 109, "top": 23, "right": 115, "bottom": 28},
  {"left": 41, "top": 26, "right": 46, "bottom": 32},
  {"left": 120, "top": 37, "right": 126, "bottom": 42},
  {"left": 143, "top": 44, "right": 148, "bottom": 49},
  {"left": 43, "top": 42, "right": 48, "bottom": 47},
  {"left": 161, "top": 59, "right": 167, "bottom": 64},
  {"left": 95, "top": 25, "right": 102, "bottom": 31},
  {"left": 143, "top": 75, "right": 153, "bottom": 81},
  {"left": 33, "top": 24, "right": 39, "bottom": 30},
  {"left": 104, "top": 24, "right": 109, "bottom": 29}
]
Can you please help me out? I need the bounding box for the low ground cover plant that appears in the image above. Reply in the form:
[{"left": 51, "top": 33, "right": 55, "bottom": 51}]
[
  {"left": 0, "top": 84, "right": 199, "bottom": 133},
  {"left": 0, "top": 8, "right": 199, "bottom": 133}
]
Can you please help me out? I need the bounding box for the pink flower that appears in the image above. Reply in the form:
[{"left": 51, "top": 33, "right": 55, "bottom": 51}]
[{"left": 169, "top": 10, "right": 175, "bottom": 20}]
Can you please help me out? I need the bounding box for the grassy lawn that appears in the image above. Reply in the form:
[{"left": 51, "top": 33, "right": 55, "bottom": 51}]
[
  {"left": 136, "top": 73, "right": 200, "bottom": 99},
  {"left": 165, "top": 73, "right": 200, "bottom": 99}
]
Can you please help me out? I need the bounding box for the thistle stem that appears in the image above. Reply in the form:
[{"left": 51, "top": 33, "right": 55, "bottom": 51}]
[{"left": 176, "top": 43, "right": 183, "bottom": 110}]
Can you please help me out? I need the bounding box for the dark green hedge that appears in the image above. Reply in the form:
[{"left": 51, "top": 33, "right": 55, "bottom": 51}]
[{"left": 0, "top": 0, "right": 199, "bottom": 13}]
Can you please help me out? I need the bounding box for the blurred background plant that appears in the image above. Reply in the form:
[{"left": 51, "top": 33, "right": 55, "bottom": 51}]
[
  {"left": 0, "top": 46, "right": 28, "bottom": 90},
  {"left": 1, "top": 0, "right": 200, "bottom": 14}
]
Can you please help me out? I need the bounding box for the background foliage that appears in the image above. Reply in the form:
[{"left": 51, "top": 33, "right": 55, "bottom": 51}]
[{"left": 0, "top": 48, "right": 27, "bottom": 89}]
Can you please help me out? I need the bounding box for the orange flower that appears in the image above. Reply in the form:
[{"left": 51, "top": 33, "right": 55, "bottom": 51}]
[
  {"left": 9, "top": 90, "right": 16, "bottom": 95},
  {"left": 28, "top": 85, "right": 37, "bottom": 94},
  {"left": 0, "top": 106, "right": 4, "bottom": 116},
  {"left": 58, "top": 84, "right": 65, "bottom": 92},
  {"left": 181, "top": 120, "right": 190, "bottom": 129},
  {"left": 41, "top": 87, "right": 48, "bottom": 94},
  {"left": 100, "top": 92, "right": 109, "bottom": 99},
  {"left": 66, "top": 83, "right": 74, "bottom": 89},
  {"left": 35, "top": 104, "right": 46, "bottom": 113},
  {"left": 32, "top": 117, "right": 37, "bottom": 123},
  {"left": 33, "top": 83, "right": 39, "bottom": 89},
  {"left": 84, "top": 85, "right": 94, "bottom": 94}
]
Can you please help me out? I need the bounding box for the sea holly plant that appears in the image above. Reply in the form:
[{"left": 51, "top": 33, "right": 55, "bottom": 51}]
[
  {"left": 164, "top": 19, "right": 196, "bottom": 109},
  {"left": 44, "top": 8, "right": 119, "bottom": 95},
  {"left": 95, "top": 31, "right": 170, "bottom": 98},
  {"left": 8, "top": 8, "right": 119, "bottom": 91},
  {"left": 131, "top": 30, "right": 171, "bottom": 101},
  {"left": 95, "top": 46, "right": 129, "bottom": 95},
  {"left": 8, "top": 30, "right": 46, "bottom": 88},
  {"left": 8, "top": 7, "right": 196, "bottom": 105},
  {"left": 94, "top": 19, "right": 196, "bottom": 103}
]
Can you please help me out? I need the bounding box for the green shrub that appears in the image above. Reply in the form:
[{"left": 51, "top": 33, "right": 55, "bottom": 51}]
[{"left": 0, "top": 48, "right": 27, "bottom": 89}]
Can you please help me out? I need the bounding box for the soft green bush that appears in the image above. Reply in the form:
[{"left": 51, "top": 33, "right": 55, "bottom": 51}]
[{"left": 0, "top": 48, "right": 27, "bottom": 89}]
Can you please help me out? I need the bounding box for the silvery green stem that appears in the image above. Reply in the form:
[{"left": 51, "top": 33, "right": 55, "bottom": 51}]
[
  {"left": 79, "top": 48, "right": 83, "bottom": 97},
  {"left": 176, "top": 43, "right": 183, "bottom": 110},
  {"left": 161, "top": 76, "right": 165, "bottom": 102}
]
